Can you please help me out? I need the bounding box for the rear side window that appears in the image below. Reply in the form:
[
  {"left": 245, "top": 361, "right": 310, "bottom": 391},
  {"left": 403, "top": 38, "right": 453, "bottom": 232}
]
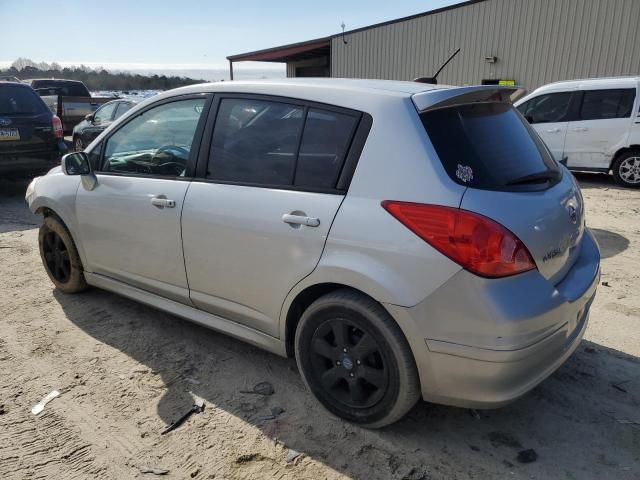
[
  {"left": 295, "top": 109, "right": 358, "bottom": 189},
  {"left": 32, "top": 81, "right": 90, "bottom": 97},
  {"left": 579, "top": 89, "right": 636, "bottom": 120},
  {"left": 207, "top": 98, "right": 359, "bottom": 190},
  {"left": 421, "top": 102, "right": 560, "bottom": 190},
  {"left": 517, "top": 92, "right": 572, "bottom": 123},
  {"left": 0, "top": 86, "right": 46, "bottom": 115}
]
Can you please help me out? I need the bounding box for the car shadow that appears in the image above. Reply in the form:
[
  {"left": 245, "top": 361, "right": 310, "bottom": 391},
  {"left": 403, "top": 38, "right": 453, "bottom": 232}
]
[
  {"left": 590, "top": 228, "right": 630, "bottom": 259},
  {"left": 0, "top": 177, "right": 41, "bottom": 233},
  {"left": 572, "top": 171, "right": 627, "bottom": 191},
  {"left": 53, "top": 288, "right": 640, "bottom": 479}
]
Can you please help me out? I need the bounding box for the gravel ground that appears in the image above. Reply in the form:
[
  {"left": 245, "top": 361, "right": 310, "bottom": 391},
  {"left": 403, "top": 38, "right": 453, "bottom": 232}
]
[{"left": 0, "top": 173, "right": 638, "bottom": 480}]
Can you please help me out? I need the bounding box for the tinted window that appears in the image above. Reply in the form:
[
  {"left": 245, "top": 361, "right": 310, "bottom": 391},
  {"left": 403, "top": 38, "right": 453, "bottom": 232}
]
[
  {"left": 579, "top": 89, "right": 636, "bottom": 120},
  {"left": 93, "top": 103, "right": 117, "bottom": 123},
  {"left": 114, "top": 102, "right": 134, "bottom": 119},
  {"left": 0, "top": 86, "right": 46, "bottom": 115},
  {"left": 208, "top": 98, "right": 304, "bottom": 185},
  {"left": 517, "top": 92, "right": 572, "bottom": 123},
  {"left": 421, "top": 102, "right": 560, "bottom": 190},
  {"left": 294, "top": 109, "right": 358, "bottom": 189},
  {"left": 31, "top": 81, "right": 89, "bottom": 97},
  {"left": 102, "top": 98, "right": 205, "bottom": 176}
]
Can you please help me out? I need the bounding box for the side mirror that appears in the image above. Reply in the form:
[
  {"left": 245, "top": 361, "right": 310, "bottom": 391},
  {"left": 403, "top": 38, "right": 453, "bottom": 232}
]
[
  {"left": 61, "top": 152, "right": 91, "bottom": 176},
  {"left": 85, "top": 113, "right": 94, "bottom": 122}
]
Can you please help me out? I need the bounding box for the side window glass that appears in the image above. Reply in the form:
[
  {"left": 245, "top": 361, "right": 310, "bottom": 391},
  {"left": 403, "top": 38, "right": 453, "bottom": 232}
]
[
  {"left": 580, "top": 89, "right": 636, "bottom": 120},
  {"left": 295, "top": 109, "right": 358, "bottom": 189},
  {"left": 114, "top": 102, "right": 134, "bottom": 120},
  {"left": 101, "top": 98, "right": 206, "bottom": 177},
  {"left": 94, "top": 103, "right": 117, "bottom": 124},
  {"left": 207, "top": 98, "right": 304, "bottom": 185},
  {"left": 87, "top": 141, "right": 103, "bottom": 171},
  {"left": 526, "top": 93, "right": 572, "bottom": 123}
]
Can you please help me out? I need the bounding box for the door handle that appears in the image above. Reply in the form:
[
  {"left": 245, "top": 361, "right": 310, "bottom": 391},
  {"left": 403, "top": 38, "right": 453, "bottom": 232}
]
[
  {"left": 282, "top": 213, "right": 320, "bottom": 227},
  {"left": 150, "top": 196, "right": 176, "bottom": 208},
  {"left": 545, "top": 128, "right": 561, "bottom": 133},
  {"left": 571, "top": 127, "right": 588, "bottom": 132}
]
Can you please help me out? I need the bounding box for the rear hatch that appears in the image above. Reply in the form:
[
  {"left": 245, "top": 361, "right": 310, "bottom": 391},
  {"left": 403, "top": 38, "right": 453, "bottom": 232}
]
[
  {"left": 414, "top": 87, "right": 584, "bottom": 284},
  {"left": 0, "top": 85, "right": 54, "bottom": 154}
]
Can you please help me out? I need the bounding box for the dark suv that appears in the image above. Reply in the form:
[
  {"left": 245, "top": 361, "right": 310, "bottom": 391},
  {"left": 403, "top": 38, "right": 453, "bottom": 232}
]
[{"left": 0, "top": 82, "right": 67, "bottom": 175}]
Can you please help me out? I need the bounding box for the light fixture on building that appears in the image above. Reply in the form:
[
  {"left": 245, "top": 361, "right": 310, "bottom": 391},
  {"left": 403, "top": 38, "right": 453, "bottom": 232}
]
[{"left": 485, "top": 56, "right": 498, "bottom": 63}]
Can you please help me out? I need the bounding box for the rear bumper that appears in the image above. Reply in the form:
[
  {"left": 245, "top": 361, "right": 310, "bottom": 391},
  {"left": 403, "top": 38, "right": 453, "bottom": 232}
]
[
  {"left": 385, "top": 229, "right": 601, "bottom": 408},
  {"left": 0, "top": 140, "right": 67, "bottom": 173}
]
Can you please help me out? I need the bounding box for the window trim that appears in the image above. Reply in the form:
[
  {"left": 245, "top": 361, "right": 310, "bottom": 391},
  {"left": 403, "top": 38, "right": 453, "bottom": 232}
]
[
  {"left": 92, "top": 93, "right": 213, "bottom": 180},
  {"left": 194, "top": 93, "right": 369, "bottom": 194}
]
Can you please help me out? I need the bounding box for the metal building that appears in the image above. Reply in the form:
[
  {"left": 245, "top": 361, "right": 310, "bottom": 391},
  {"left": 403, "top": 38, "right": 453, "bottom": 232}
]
[{"left": 227, "top": 0, "right": 640, "bottom": 91}]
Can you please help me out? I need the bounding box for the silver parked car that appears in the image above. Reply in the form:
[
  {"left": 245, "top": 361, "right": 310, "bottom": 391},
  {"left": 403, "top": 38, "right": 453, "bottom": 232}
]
[{"left": 26, "top": 79, "right": 600, "bottom": 428}]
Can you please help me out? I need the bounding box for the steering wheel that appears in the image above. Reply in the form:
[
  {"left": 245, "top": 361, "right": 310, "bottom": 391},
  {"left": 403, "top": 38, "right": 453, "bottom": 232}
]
[
  {"left": 151, "top": 145, "right": 189, "bottom": 164},
  {"left": 157, "top": 161, "right": 187, "bottom": 176}
]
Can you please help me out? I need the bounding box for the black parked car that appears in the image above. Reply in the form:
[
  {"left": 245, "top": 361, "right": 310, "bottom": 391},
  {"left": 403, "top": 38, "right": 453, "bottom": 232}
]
[
  {"left": 72, "top": 99, "right": 137, "bottom": 151},
  {"left": 0, "top": 82, "right": 67, "bottom": 176}
]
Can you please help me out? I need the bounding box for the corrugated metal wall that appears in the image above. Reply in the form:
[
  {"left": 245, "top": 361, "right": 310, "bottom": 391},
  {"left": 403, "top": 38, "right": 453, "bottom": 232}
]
[{"left": 331, "top": 0, "right": 640, "bottom": 91}]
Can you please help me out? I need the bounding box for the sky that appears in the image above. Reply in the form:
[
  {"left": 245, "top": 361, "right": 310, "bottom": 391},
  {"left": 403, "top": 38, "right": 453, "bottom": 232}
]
[{"left": 0, "top": 0, "right": 462, "bottom": 79}]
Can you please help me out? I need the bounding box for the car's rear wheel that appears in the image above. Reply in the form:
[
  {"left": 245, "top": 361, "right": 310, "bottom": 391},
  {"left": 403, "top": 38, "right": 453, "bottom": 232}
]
[
  {"left": 612, "top": 150, "right": 640, "bottom": 188},
  {"left": 74, "top": 136, "right": 84, "bottom": 152},
  {"left": 38, "top": 216, "right": 87, "bottom": 293},
  {"left": 294, "top": 289, "right": 420, "bottom": 428}
]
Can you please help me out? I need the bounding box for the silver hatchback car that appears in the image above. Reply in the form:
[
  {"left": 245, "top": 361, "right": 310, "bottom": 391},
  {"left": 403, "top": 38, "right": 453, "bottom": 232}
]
[{"left": 26, "top": 79, "right": 600, "bottom": 428}]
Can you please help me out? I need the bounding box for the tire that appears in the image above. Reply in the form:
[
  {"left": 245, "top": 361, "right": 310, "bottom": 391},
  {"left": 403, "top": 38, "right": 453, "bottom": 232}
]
[
  {"left": 74, "top": 136, "right": 84, "bottom": 152},
  {"left": 38, "top": 216, "right": 88, "bottom": 293},
  {"left": 294, "top": 289, "right": 420, "bottom": 428},
  {"left": 612, "top": 150, "right": 640, "bottom": 188}
]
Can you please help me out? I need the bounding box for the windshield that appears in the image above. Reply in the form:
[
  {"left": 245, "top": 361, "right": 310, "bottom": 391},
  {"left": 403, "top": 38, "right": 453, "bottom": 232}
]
[
  {"left": 0, "top": 86, "right": 47, "bottom": 115},
  {"left": 420, "top": 102, "right": 560, "bottom": 190}
]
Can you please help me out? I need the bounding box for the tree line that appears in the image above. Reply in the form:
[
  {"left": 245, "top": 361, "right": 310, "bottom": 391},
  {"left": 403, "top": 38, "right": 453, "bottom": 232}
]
[{"left": 2, "top": 58, "right": 205, "bottom": 91}]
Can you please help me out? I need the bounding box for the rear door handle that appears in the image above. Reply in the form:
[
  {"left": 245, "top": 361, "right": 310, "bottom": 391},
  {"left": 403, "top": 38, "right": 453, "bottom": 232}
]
[
  {"left": 282, "top": 213, "right": 320, "bottom": 227},
  {"left": 150, "top": 196, "right": 176, "bottom": 208},
  {"left": 571, "top": 127, "right": 588, "bottom": 132},
  {"left": 545, "top": 128, "right": 561, "bottom": 133}
]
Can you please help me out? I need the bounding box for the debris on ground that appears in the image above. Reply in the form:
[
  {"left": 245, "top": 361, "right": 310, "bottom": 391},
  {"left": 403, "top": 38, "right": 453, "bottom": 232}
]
[
  {"left": 468, "top": 409, "right": 481, "bottom": 419},
  {"left": 611, "top": 380, "right": 629, "bottom": 393},
  {"left": 271, "top": 406, "right": 285, "bottom": 416},
  {"left": 401, "top": 467, "right": 429, "bottom": 480},
  {"left": 236, "top": 453, "right": 262, "bottom": 464},
  {"left": 190, "top": 467, "right": 200, "bottom": 478},
  {"left": 240, "top": 381, "right": 274, "bottom": 396},
  {"left": 31, "top": 390, "right": 60, "bottom": 415},
  {"left": 517, "top": 449, "right": 538, "bottom": 464},
  {"left": 0, "top": 404, "right": 5, "bottom": 415},
  {"left": 185, "top": 377, "right": 201, "bottom": 385},
  {"left": 488, "top": 431, "right": 522, "bottom": 449},
  {"left": 601, "top": 281, "right": 611, "bottom": 287},
  {"left": 286, "top": 449, "right": 302, "bottom": 463},
  {"left": 161, "top": 398, "right": 205, "bottom": 435},
  {"left": 140, "top": 467, "right": 170, "bottom": 475}
]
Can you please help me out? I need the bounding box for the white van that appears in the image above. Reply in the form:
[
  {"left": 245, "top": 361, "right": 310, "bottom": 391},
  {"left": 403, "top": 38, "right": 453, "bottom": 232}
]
[{"left": 516, "top": 77, "right": 640, "bottom": 187}]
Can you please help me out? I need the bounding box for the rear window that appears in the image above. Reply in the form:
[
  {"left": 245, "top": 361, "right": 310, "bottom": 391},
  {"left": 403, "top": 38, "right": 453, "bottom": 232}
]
[
  {"left": 0, "top": 86, "right": 46, "bottom": 115},
  {"left": 421, "top": 102, "right": 560, "bottom": 190},
  {"left": 32, "top": 81, "right": 90, "bottom": 97}
]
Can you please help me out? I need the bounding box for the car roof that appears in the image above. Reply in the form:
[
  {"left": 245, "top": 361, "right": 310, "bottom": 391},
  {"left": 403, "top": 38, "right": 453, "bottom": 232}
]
[
  {"left": 165, "top": 78, "right": 450, "bottom": 98},
  {"left": 531, "top": 76, "right": 640, "bottom": 94}
]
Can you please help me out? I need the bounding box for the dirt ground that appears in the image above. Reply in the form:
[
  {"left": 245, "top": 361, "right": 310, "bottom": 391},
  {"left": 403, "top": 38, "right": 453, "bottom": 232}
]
[{"left": 0, "top": 173, "right": 639, "bottom": 480}]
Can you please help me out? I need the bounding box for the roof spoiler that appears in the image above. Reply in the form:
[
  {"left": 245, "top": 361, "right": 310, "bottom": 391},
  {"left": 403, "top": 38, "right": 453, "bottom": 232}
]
[{"left": 412, "top": 85, "right": 522, "bottom": 112}]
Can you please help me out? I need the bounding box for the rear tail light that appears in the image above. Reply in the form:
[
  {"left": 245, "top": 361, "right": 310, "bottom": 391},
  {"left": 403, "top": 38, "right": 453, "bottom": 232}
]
[
  {"left": 381, "top": 201, "right": 536, "bottom": 278},
  {"left": 52, "top": 115, "right": 63, "bottom": 139}
]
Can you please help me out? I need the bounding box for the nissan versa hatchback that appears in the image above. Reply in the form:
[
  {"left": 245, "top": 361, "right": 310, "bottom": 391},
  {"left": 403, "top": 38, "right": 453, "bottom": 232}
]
[{"left": 26, "top": 79, "right": 600, "bottom": 428}]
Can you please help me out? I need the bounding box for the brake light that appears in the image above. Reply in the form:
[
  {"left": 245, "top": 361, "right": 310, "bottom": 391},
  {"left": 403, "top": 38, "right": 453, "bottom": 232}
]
[
  {"left": 52, "top": 115, "right": 63, "bottom": 139},
  {"left": 381, "top": 201, "right": 536, "bottom": 278}
]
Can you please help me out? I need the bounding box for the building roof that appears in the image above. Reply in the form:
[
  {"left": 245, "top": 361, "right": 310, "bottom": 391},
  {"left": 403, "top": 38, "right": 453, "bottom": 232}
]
[{"left": 227, "top": 0, "right": 489, "bottom": 63}]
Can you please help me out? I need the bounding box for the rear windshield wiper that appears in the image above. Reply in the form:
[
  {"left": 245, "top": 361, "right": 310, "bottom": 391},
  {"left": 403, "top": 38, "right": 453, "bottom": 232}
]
[{"left": 505, "top": 170, "right": 560, "bottom": 186}]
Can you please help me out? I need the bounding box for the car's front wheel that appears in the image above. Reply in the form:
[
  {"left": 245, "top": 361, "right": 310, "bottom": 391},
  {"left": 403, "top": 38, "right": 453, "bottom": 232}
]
[
  {"left": 38, "top": 216, "right": 87, "bottom": 293},
  {"left": 612, "top": 150, "right": 640, "bottom": 188},
  {"left": 294, "top": 289, "right": 420, "bottom": 428}
]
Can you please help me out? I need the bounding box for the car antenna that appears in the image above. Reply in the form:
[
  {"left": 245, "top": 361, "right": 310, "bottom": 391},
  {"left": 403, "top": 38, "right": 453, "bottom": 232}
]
[{"left": 414, "top": 48, "right": 461, "bottom": 84}]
